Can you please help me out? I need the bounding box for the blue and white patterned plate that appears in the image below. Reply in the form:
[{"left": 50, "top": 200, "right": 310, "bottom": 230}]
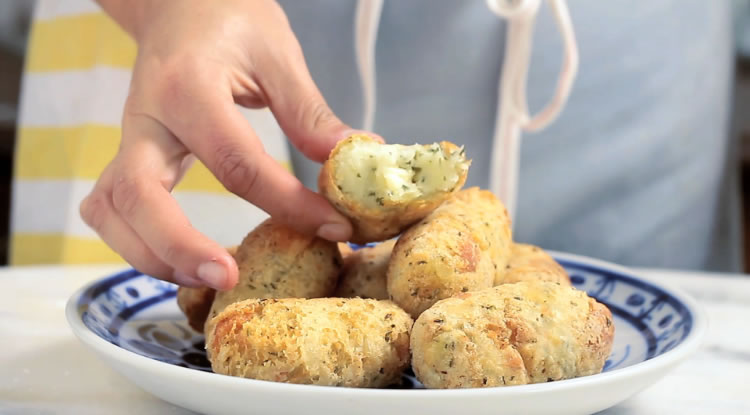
[{"left": 67, "top": 251, "right": 705, "bottom": 415}]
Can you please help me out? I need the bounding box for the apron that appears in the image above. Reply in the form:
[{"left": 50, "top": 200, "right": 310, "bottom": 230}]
[{"left": 12, "top": 0, "right": 740, "bottom": 272}]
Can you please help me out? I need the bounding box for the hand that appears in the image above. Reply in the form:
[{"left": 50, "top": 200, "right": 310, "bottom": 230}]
[{"left": 81, "top": 0, "right": 362, "bottom": 290}]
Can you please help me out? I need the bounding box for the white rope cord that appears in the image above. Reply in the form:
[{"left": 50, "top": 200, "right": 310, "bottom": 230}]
[
  {"left": 353, "top": 0, "right": 578, "bottom": 223},
  {"left": 486, "top": 0, "right": 579, "bottom": 221},
  {"left": 354, "top": 0, "right": 384, "bottom": 132}
]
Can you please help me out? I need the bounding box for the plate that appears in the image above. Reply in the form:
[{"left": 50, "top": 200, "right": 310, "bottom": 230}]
[{"left": 66, "top": 251, "right": 705, "bottom": 415}]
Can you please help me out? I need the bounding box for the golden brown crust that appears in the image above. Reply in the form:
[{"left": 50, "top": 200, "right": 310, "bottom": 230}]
[
  {"left": 337, "top": 242, "right": 354, "bottom": 260},
  {"left": 497, "top": 243, "right": 570, "bottom": 286},
  {"left": 176, "top": 245, "right": 237, "bottom": 332},
  {"left": 225, "top": 245, "right": 239, "bottom": 257},
  {"left": 410, "top": 281, "right": 615, "bottom": 388},
  {"left": 318, "top": 135, "right": 468, "bottom": 244},
  {"left": 177, "top": 286, "right": 216, "bottom": 332},
  {"left": 334, "top": 239, "right": 396, "bottom": 300},
  {"left": 206, "top": 297, "right": 413, "bottom": 387},
  {"left": 205, "top": 219, "right": 341, "bottom": 335},
  {"left": 386, "top": 188, "right": 513, "bottom": 317}
]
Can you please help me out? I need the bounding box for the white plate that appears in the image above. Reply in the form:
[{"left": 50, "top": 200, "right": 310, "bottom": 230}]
[{"left": 66, "top": 251, "right": 706, "bottom": 415}]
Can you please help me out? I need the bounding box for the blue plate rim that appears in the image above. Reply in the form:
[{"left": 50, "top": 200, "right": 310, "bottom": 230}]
[{"left": 66, "top": 250, "right": 707, "bottom": 395}]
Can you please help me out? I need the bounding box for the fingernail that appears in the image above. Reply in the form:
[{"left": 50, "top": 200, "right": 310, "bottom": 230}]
[
  {"left": 317, "top": 223, "right": 350, "bottom": 241},
  {"left": 196, "top": 261, "right": 228, "bottom": 289}
]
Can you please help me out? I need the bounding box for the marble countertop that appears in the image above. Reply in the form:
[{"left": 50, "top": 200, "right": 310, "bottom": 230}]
[{"left": 1, "top": 265, "right": 749, "bottom": 415}]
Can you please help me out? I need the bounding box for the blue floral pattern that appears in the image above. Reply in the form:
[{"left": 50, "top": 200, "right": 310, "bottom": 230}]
[
  {"left": 562, "top": 259, "right": 692, "bottom": 365},
  {"left": 76, "top": 256, "right": 694, "bottom": 387}
]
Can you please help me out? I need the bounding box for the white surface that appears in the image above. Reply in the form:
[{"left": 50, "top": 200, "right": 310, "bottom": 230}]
[{"left": 1, "top": 265, "right": 749, "bottom": 415}]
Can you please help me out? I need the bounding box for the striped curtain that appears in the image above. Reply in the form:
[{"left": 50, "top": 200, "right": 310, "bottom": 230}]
[{"left": 11, "top": 0, "right": 287, "bottom": 265}]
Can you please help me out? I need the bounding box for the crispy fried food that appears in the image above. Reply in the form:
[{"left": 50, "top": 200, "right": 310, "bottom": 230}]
[
  {"left": 496, "top": 243, "right": 570, "bottom": 286},
  {"left": 334, "top": 240, "right": 396, "bottom": 300},
  {"left": 318, "top": 134, "right": 470, "bottom": 244},
  {"left": 176, "top": 245, "right": 237, "bottom": 332},
  {"left": 411, "top": 281, "right": 614, "bottom": 389},
  {"left": 387, "top": 188, "right": 512, "bottom": 317},
  {"left": 205, "top": 219, "right": 341, "bottom": 334},
  {"left": 206, "top": 297, "right": 413, "bottom": 387},
  {"left": 338, "top": 242, "right": 354, "bottom": 259},
  {"left": 177, "top": 286, "right": 216, "bottom": 332}
]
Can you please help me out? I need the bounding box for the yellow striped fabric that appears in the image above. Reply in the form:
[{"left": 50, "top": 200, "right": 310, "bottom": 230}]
[
  {"left": 15, "top": 125, "right": 291, "bottom": 192},
  {"left": 11, "top": 0, "right": 289, "bottom": 265},
  {"left": 11, "top": 233, "right": 124, "bottom": 265},
  {"left": 26, "top": 13, "right": 136, "bottom": 72}
]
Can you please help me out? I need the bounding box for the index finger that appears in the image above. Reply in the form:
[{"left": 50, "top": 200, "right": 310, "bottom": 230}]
[{"left": 156, "top": 84, "right": 353, "bottom": 241}]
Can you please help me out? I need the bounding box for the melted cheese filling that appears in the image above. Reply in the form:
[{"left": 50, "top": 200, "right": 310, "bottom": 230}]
[{"left": 333, "top": 139, "right": 469, "bottom": 208}]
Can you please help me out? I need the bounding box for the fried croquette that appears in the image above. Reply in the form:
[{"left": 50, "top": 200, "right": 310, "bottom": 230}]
[
  {"left": 177, "top": 285, "right": 216, "bottom": 332},
  {"left": 319, "top": 134, "right": 470, "bottom": 244},
  {"left": 338, "top": 242, "right": 354, "bottom": 259},
  {"left": 497, "top": 243, "right": 570, "bottom": 286},
  {"left": 206, "top": 297, "right": 413, "bottom": 387},
  {"left": 334, "top": 239, "right": 396, "bottom": 300},
  {"left": 411, "top": 281, "right": 614, "bottom": 388},
  {"left": 205, "top": 219, "right": 341, "bottom": 333},
  {"left": 387, "top": 187, "right": 513, "bottom": 317},
  {"left": 176, "top": 245, "right": 237, "bottom": 332}
]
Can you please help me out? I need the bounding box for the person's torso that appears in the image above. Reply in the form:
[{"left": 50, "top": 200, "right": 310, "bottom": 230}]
[
  {"left": 13, "top": 0, "right": 738, "bottom": 271},
  {"left": 283, "top": 0, "right": 738, "bottom": 270}
]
